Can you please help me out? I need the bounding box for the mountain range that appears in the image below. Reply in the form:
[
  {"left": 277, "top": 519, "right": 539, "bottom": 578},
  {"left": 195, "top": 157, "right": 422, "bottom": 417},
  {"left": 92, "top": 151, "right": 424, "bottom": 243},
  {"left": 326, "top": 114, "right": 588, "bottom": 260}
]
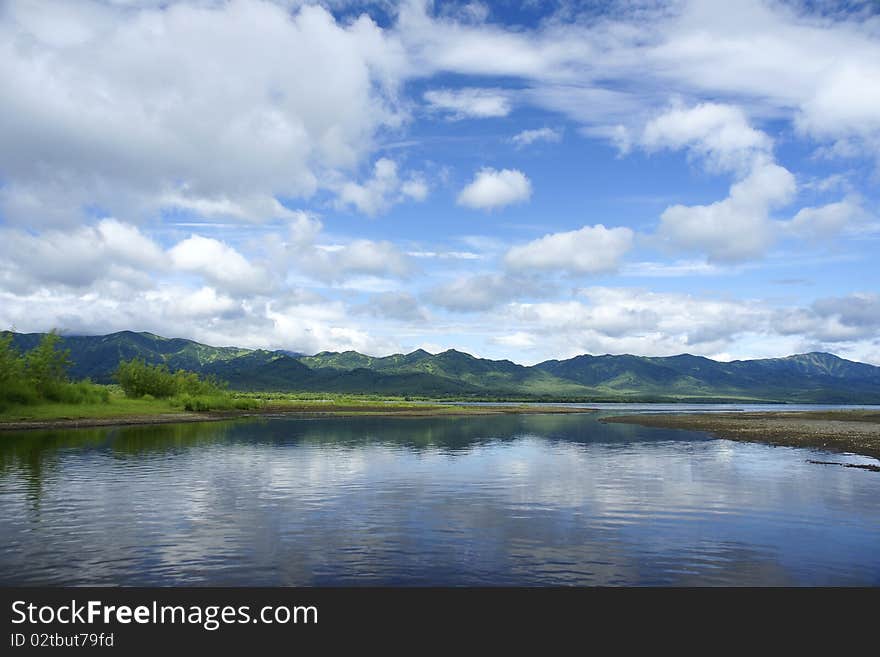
[{"left": 7, "top": 330, "right": 880, "bottom": 403}]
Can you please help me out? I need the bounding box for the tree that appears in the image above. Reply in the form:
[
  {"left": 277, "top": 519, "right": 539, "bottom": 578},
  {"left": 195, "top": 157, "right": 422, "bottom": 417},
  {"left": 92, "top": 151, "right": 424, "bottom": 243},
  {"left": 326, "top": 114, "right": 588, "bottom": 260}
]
[
  {"left": 24, "top": 331, "right": 71, "bottom": 399},
  {"left": 0, "top": 332, "right": 24, "bottom": 387}
]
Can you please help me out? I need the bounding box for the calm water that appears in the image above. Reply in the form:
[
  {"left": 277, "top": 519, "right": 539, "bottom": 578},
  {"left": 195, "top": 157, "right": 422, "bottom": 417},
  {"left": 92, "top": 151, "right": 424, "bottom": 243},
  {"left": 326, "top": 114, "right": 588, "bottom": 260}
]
[{"left": 1, "top": 411, "right": 879, "bottom": 586}]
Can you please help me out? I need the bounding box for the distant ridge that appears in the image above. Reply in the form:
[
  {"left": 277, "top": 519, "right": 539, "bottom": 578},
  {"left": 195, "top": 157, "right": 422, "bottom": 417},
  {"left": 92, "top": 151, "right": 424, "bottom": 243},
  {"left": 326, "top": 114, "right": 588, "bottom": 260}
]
[{"left": 6, "top": 330, "right": 880, "bottom": 403}]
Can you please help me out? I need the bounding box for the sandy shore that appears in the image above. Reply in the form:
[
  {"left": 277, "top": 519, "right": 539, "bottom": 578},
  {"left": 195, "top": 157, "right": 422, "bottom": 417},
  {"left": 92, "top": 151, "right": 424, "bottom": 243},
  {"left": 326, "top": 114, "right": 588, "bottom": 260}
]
[
  {"left": 602, "top": 410, "right": 880, "bottom": 465},
  {"left": 0, "top": 403, "right": 595, "bottom": 432}
]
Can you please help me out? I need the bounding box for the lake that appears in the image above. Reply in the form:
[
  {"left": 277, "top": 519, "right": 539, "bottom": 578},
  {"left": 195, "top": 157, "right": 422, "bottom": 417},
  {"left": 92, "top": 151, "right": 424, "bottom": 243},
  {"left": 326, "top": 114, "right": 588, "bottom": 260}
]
[{"left": 1, "top": 410, "right": 879, "bottom": 586}]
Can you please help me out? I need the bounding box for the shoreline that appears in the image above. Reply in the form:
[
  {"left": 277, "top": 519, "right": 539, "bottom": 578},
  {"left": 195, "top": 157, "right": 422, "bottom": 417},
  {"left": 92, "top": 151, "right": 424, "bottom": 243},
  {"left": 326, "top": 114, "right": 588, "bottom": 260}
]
[
  {"left": 602, "top": 410, "right": 880, "bottom": 463},
  {"left": 0, "top": 403, "right": 596, "bottom": 432}
]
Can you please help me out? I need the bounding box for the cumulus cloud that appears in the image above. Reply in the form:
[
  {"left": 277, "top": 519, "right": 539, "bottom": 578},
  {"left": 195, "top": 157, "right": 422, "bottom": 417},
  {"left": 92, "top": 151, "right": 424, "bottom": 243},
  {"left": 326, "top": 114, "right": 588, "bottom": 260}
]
[
  {"left": 279, "top": 214, "right": 412, "bottom": 283},
  {"left": 506, "top": 286, "right": 771, "bottom": 358},
  {"left": 425, "top": 273, "right": 515, "bottom": 312},
  {"left": 0, "top": 218, "right": 165, "bottom": 290},
  {"left": 425, "top": 273, "right": 551, "bottom": 312},
  {"left": 492, "top": 331, "right": 537, "bottom": 348},
  {"left": 357, "top": 291, "right": 429, "bottom": 322},
  {"left": 153, "top": 286, "right": 243, "bottom": 321},
  {"left": 641, "top": 102, "right": 771, "bottom": 174},
  {"left": 511, "top": 127, "right": 562, "bottom": 148},
  {"left": 658, "top": 158, "right": 797, "bottom": 263},
  {"left": 491, "top": 287, "right": 880, "bottom": 363},
  {"left": 398, "top": 0, "right": 880, "bottom": 163},
  {"left": 321, "top": 240, "right": 412, "bottom": 280},
  {"left": 783, "top": 198, "right": 867, "bottom": 240},
  {"left": 796, "top": 61, "right": 880, "bottom": 157},
  {"left": 423, "top": 87, "right": 511, "bottom": 119},
  {"left": 335, "top": 158, "right": 429, "bottom": 216},
  {"left": 0, "top": 279, "right": 401, "bottom": 357},
  {"left": 638, "top": 102, "right": 828, "bottom": 262},
  {"left": 457, "top": 168, "right": 532, "bottom": 210},
  {"left": 0, "top": 0, "right": 408, "bottom": 226},
  {"left": 777, "top": 293, "right": 880, "bottom": 343},
  {"left": 169, "top": 235, "right": 269, "bottom": 295},
  {"left": 642, "top": 101, "right": 871, "bottom": 261},
  {"left": 505, "top": 224, "right": 634, "bottom": 274}
]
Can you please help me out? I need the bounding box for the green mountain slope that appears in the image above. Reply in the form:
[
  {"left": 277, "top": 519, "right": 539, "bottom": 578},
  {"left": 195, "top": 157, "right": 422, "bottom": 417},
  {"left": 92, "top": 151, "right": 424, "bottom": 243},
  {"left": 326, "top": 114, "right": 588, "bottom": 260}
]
[
  {"left": 6, "top": 331, "right": 880, "bottom": 402},
  {"left": 9, "top": 330, "right": 250, "bottom": 383}
]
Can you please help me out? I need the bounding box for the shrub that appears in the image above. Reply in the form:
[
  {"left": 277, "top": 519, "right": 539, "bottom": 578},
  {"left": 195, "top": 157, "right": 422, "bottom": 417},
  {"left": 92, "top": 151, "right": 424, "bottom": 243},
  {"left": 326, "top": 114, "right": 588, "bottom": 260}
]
[
  {"left": 0, "top": 332, "right": 114, "bottom": 410},
  {"left": 177, "top": 393, "right": 259, "bottom": 412},
  {"left": 173, "top": 370, "right": 226, "bottom": 396},
  {"left": 1, "top": 332, "right": 93, "bottom": 408},
  {"left": 24, "top": 331, "right": 72, "bottom": 399},
  {"left": 56, "top": 380, "right": 111, "bottom": 404},
  {"left": 115, "top": 358, "right": 230, "bottom": 400},
  {"left": 0, "top": 332, "right": 24, "bottom": 389},
  {"left": 114, "top": 359, "right": 179, "bottom": 398}
]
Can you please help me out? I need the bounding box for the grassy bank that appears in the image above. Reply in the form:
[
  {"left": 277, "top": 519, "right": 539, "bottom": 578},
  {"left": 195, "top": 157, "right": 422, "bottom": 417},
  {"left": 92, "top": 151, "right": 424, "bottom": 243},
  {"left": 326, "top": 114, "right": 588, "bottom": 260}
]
[
  {"left": 602, "top": 410, "right": 880, "bottom": 462},
  {"left": 0, "top": 391, "right": 594, "bottom": 431}
]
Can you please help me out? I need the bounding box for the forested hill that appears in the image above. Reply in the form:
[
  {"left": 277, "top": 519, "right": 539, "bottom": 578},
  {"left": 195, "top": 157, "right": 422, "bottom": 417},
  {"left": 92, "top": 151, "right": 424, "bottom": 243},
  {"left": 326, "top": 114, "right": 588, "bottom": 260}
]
[{"left": 7, "top": 330, "right": 880, "bottom": 403}]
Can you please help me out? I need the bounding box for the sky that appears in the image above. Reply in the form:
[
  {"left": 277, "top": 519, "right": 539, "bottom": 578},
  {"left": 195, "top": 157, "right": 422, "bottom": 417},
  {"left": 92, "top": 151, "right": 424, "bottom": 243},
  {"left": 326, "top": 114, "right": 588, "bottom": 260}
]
[{"left": 0, "top": 0, "right": 878, "bottom": 365}]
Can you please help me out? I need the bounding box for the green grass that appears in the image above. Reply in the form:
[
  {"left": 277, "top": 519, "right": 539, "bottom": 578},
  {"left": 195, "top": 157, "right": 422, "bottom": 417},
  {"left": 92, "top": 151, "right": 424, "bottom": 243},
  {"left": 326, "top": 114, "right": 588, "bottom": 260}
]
[
  {"left": 0, "top": 394, "right": 178, "bottom": 421},
  {"left": 0, "top": 387, "right": 262, "bottom": 422},
  {"left": 0, "top": 389, "right": 443, "bottom": 423},
  {"left": 239, "top": 391, "right": 423, "bottom": 405}
]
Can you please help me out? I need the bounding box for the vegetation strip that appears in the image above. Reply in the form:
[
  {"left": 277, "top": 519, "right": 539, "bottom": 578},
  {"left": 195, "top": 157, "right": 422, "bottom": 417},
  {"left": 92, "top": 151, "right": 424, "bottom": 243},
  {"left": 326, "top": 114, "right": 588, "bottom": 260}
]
[
  {"left": 0, "top": 404, "right": 594, "bottom": 432},
  {"left": 601, "top": 411, "right": 880, "bottom": 461}
]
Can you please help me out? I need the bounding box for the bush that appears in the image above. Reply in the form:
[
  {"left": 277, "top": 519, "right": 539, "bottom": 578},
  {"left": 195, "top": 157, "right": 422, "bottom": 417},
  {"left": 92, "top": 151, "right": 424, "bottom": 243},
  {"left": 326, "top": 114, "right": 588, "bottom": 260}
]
[
  {"left": 175, "top": 392, "right": 259, "bottom": 412},
  {"left": 173, "top": 370, "right": 226, "bottom": 396},
  {"left": 0, "top": 331, "right": 94, "bottom": 409},
  {"left": 56, "top": 380, "right": 111, "bottom": 405},
  {"left": 0, "top": 332, "right": 25, "bottom": 389},
  {"left": 115, "top": 358, "right": 229, "bottom": 400},
  {"left": 24, "top": 331, "right": 72, "bottom": 399},
  {"left": 114, "top": 359, "right": 180, "bottom": 398}
]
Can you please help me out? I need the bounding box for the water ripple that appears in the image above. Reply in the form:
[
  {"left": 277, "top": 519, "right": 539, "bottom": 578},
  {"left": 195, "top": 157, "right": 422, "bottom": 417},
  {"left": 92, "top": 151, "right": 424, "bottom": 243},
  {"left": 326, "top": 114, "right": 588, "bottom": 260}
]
[{"left": 0, "top": 414, "right": 878, "bottom": 585}]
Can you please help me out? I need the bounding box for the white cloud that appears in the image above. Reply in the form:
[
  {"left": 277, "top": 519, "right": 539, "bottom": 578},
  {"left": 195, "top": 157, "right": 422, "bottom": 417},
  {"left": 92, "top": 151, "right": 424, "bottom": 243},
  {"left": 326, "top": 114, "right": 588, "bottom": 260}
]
[
  {"left": 457, "top": 168, "right": 532, "bottom": 210},
  {"left": 169, "top": 235, "right": 269, "bottom": 295},
  {"left": 511, "top": 127, "right": 562, "bottom": 148},
  {"left": 158, "top": 191, "right": 299, "bottom": 222},
  {"left": 0, "top": 281, "right": 403, "bottom": 357},
  {"left": 796, "top": 61, "right": 880, "bottom": 156},
  {"left": 492, "top": 331, "right": 536, "bottom": 348},
  {"left": 0, "top": 218, "right": 165, "bottom": 289},
  {"left": 641, "top": 103, "right": 801, "bottom": 263},
  {"left": 400, "top": 177, "right": 429, "bottom": 201},
  {"left": 505, "top": 224, "right": 634, "bottom": 274},
  {"left": 328, "top": 240, "right": 412, "bottom": 280},
  {"left": 0, "top": 0, "right": 408, "bottom": 226},
  {"left": 492, "top": 287, "right": 880, "bottom": 363},
  {"left": 407, "top": 250, "right": 481, "bottom": 260},
  {"left": 357, "top": 291, "right": 428, "bottom": 322},
  {"left": 777, "top": 293, "right": 880, "bottom": 343},
  {"left": 423, "top": 87, "right": 511, "bottom": 119},
  {"left": 425, "top": 272, "right": 551, "bottom": 312},
  {"left": 336, "top": 158, "right": 429, "bottom": 216},
  {"left": 783, "top": 198, "right": 867, "bottom": 240},
  {"left": 658, "top": 158, "right": 796, "bottom": 262},
  {"left": 153, "top": 286, "right": 242, "bottom": 320},
  {"left": 641, "top": 102, "right": 771, "bottom": 174},
  {"left": 398, "top": 0, "right": 880, "bottom": 162},
  {"left": 278, "top": 215, "right": 412, "bottom": 283},
  {"left": 425, "top": 273, "right": 515, "bottom": 312},
  {"left": 506, "top": 286, "right": 771, "bottom": 358}
]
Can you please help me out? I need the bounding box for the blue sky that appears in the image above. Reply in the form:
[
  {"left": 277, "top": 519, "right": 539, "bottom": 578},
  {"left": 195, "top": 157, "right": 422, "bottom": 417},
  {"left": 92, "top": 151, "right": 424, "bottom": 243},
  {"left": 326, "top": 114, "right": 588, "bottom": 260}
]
[{"left": 0, "top": 0, "right": 878, "bottom": 364}]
